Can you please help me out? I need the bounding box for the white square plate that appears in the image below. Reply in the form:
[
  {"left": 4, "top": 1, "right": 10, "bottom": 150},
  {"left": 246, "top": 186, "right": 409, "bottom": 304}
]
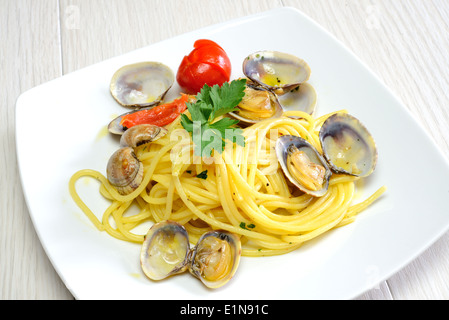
[{"left": 16, "top": 7, "right": 449, "bottom": 299}]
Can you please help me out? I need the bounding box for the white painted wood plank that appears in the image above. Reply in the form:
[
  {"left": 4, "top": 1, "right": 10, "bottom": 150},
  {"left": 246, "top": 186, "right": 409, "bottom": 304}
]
[
  {"left": 0, "top": 0, "right": 73, "bottom": 299},
  {"left": 59, "top": 0, "right": 283, "bottom": 73}
]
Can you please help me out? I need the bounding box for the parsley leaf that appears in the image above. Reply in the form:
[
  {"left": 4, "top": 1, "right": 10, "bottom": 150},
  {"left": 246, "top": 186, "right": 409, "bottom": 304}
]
[
  {"left": 181, "top": 79, "right": 247, "bottom": 157},
  {"left": 239, "top": 222, "right": 256, "bottom": 230},
  {"left": 196, "top": 170, "right": 208, "bottom": 179},
  {"left": 210, "top": 80, "right": 246, "bottom": 119}
]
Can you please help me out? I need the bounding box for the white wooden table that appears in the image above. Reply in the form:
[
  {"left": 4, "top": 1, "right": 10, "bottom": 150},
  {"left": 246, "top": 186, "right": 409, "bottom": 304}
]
[{"left": 2, "top": 0, "right": 449, "bottom": 300}]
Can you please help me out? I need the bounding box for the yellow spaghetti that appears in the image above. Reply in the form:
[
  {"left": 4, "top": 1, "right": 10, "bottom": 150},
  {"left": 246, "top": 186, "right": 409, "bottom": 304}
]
[{"left": 69, "top": 109, "right": 386, "bottom": 257}]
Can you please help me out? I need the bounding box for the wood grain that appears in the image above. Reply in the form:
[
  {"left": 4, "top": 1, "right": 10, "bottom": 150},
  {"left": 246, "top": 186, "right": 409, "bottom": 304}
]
[
  {"left": 59, "top": 0, "right": 283, "bottom": 73},
  {"left": 2, "top": 0, "right": 449, "bottom": 300},
  {"left": 0, "top": 0, "right": 72, "bottom": 299}
]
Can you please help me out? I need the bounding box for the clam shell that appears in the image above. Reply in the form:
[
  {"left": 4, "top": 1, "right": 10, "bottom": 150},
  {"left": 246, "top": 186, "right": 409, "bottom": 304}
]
[
  {"left": 110, "top": 61, "right": 174, "bottom": 109},
  {"left": 319, "top": 113, "right": 377, "bottom": 177},
  {"left": 189, "top": 230, "right": 241, "bottom": 289},
  {"left": 277, "top": 82, "right": 317, "bottom": 115},
  {"left": 243, "top": 50, "right": 311, "bottom": 95},
  {"left": 106, "top": 147, "right": 143, "bottom": 195},
  {"left": 140, "top": 220, "right": 242, "bottom": 289},
  {"left": 276, "top": 135, "right": 332, "bottom": 197},
  {"left": 140, "top": 221, "right": 190, "bottom": 281},
  {"left": 119, "top": 124, "right": 168, "bottom": 148}
]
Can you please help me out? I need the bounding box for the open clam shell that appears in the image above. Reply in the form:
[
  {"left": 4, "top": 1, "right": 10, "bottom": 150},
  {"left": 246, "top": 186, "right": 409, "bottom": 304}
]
[
  {"left": 140, "top": 221, "right": 242, "bottom": 289},
  {"left": 319, "top": 113, "right": 378, "bottom": 177},
  {"left": 276, "top": 135, "right": 332, "bottom": 197},
  {"left": 243, "top": 50, "right": 311, "bottom": 95},
  {"left": 189, "top": 230, "right": 241, "bottom": 289},
  {"left": 140, "top": 221, "right": 190, "bottom": 281},
  {"left": 110, "top": 61, "right": 174, "bottom": 109},
  {"left": 228, "top": 80, "right": 283, "bottom": 125}
]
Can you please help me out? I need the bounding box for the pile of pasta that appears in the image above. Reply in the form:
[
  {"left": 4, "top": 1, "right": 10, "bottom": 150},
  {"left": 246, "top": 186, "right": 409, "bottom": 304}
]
[{"left": 69, "top": 109, "right": 386, "bottom": 257}]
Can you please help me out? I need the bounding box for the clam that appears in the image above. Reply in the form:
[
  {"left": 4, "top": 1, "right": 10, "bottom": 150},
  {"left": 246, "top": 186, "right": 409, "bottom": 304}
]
[
  {"left": 110, "top": 61, "right": 174, "bottom": 109},
  {"left": 243, "top": 50, "right": 311, "bottom": 95},
  {"left": 319, "top": 113, "right": 377, "bottom": 177},
  {"left": 277, "top": 82, "right": 317, "bottom": 115},
  {"left": 228, "top": 80, "right": 283, "bottom": 124},
  {"left": 140, "top": 221, "right": 190, "bottom": 280},
  {"left": 119, "top": 124, "right": 168, "bottom": 148},
  {"left": 276, "top": 135, "right": 332, "bottom": 197},
  {"left": 106, "top": 147, "right": 143, "bottom": 195},
  {"left": 140, "top": 221, "right": 241, "bottom": 289},
  {"left": 189, "top": 230, "right": 241, "bottom": 289}
]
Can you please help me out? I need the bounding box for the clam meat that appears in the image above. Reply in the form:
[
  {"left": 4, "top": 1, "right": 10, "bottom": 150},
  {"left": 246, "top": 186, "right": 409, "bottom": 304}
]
[
  {"left": 189, "top": 230, "right": 241, "bottom": 289},
  {"left": 319, "top": 113, "right": 377, "bottom": 177},
  {"left": 276, "top": 135, "right": 332, "bottom": 197},
  {"left": 110, "top": 61, "right": 174, "bottom": 109},
  {"left": 140, "top": 220, "right": 241, "bottom": 289},
  {"left": 228, "top": 80, "right": 283, "bottom": 124},
  {"left": 106, "top": 147, "right": 143, "bottom": 195}
]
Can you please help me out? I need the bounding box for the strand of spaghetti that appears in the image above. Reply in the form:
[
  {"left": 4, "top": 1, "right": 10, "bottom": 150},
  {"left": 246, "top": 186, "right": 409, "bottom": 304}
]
[
  {"left": 69, "top": 169, "right": 106, "bottom": 231},
  {"left": 282, "top": 184, "right": 352, "bottom": 243},
  {"left": 101, "top": 201, "right": 129, "bottom": 241},
  {"left": 111, "top": 201, "right": 144, "bottom": 243},
  {"left": 333, "top": 185, "right": 386, "bottom": 228},
  {"left": 298, "top": 182, "right": 353, "bottom": 230},
  {"left": 224, "top": 150, "right": 306, "bottom": 202},
  {"left": 164, "top": 176, "right": 175, "bottom": 220},
  {"left": 247, "top": 137, "right": 259, "bottom": 188},
  {"left": 139, "top": 189, "right": 168, "bottom": 205},
  {"left": 121, "top": 202, "right": 152, "bottom": 224},
  {"left": 99, "top": 183, "right": 114, "bottom": 200},
  {"left": 254, "top": 169, "right": 276, "bottom": 194},
  {"left": 253, "top": 184, "right": 347, "bottom": 236},
  {"left": 230, "top": 167, "right": 324, "bottom": 234},
  {"left": 243, "top": 243, "right": 303, "bottom": 257},
  {"left": 282, "top": 110, "right": 314, "bottom": 124},
  {"left": 345, "top": 185, "right": 387, "bottom": 218},
  {"left": 173, "top": 175, "right": 284, "bottom": 245},
  {"left": 180, "top": 179, "right": 220, "bottom": 202},
  {"left": 270, "top": 170, "right": 292, "bottom": 198},
  {"left": 258, "top": 199, "right": 312, "bottom": 211},
  {"left": 215, "top": 161, "right": 246, "bottom": 227},
  {"left": 255, "top": 193, "right": 331, "bottom": 224},
  {"left": 237, "top": 185, "right": 344, "bottom": 236}
]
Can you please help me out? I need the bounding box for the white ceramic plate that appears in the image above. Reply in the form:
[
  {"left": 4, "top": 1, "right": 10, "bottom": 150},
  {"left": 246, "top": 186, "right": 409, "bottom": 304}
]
[{"left": 16, "top": 7, "right": 449, "bottom": 300}]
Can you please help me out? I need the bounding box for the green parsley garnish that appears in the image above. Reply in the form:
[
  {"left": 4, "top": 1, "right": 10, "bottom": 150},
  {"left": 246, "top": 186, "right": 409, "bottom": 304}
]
[
  {"left": 196, "top": 170, "right": 208, "bottom": 179},
  {"left": 239, "top": 222, "right": 256, "bottom": 230},
  {"left": 181, "top": 79, "right": 246, "bottom": 157}
]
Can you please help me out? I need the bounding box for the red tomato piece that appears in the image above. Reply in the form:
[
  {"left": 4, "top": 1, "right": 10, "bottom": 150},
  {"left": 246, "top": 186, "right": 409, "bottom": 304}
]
[
  {"left": 176, "top": 39, "right": 232, "bottom": 94},
  {"left": 120, "top": 94, "right": 189, "bottom": 129}
]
